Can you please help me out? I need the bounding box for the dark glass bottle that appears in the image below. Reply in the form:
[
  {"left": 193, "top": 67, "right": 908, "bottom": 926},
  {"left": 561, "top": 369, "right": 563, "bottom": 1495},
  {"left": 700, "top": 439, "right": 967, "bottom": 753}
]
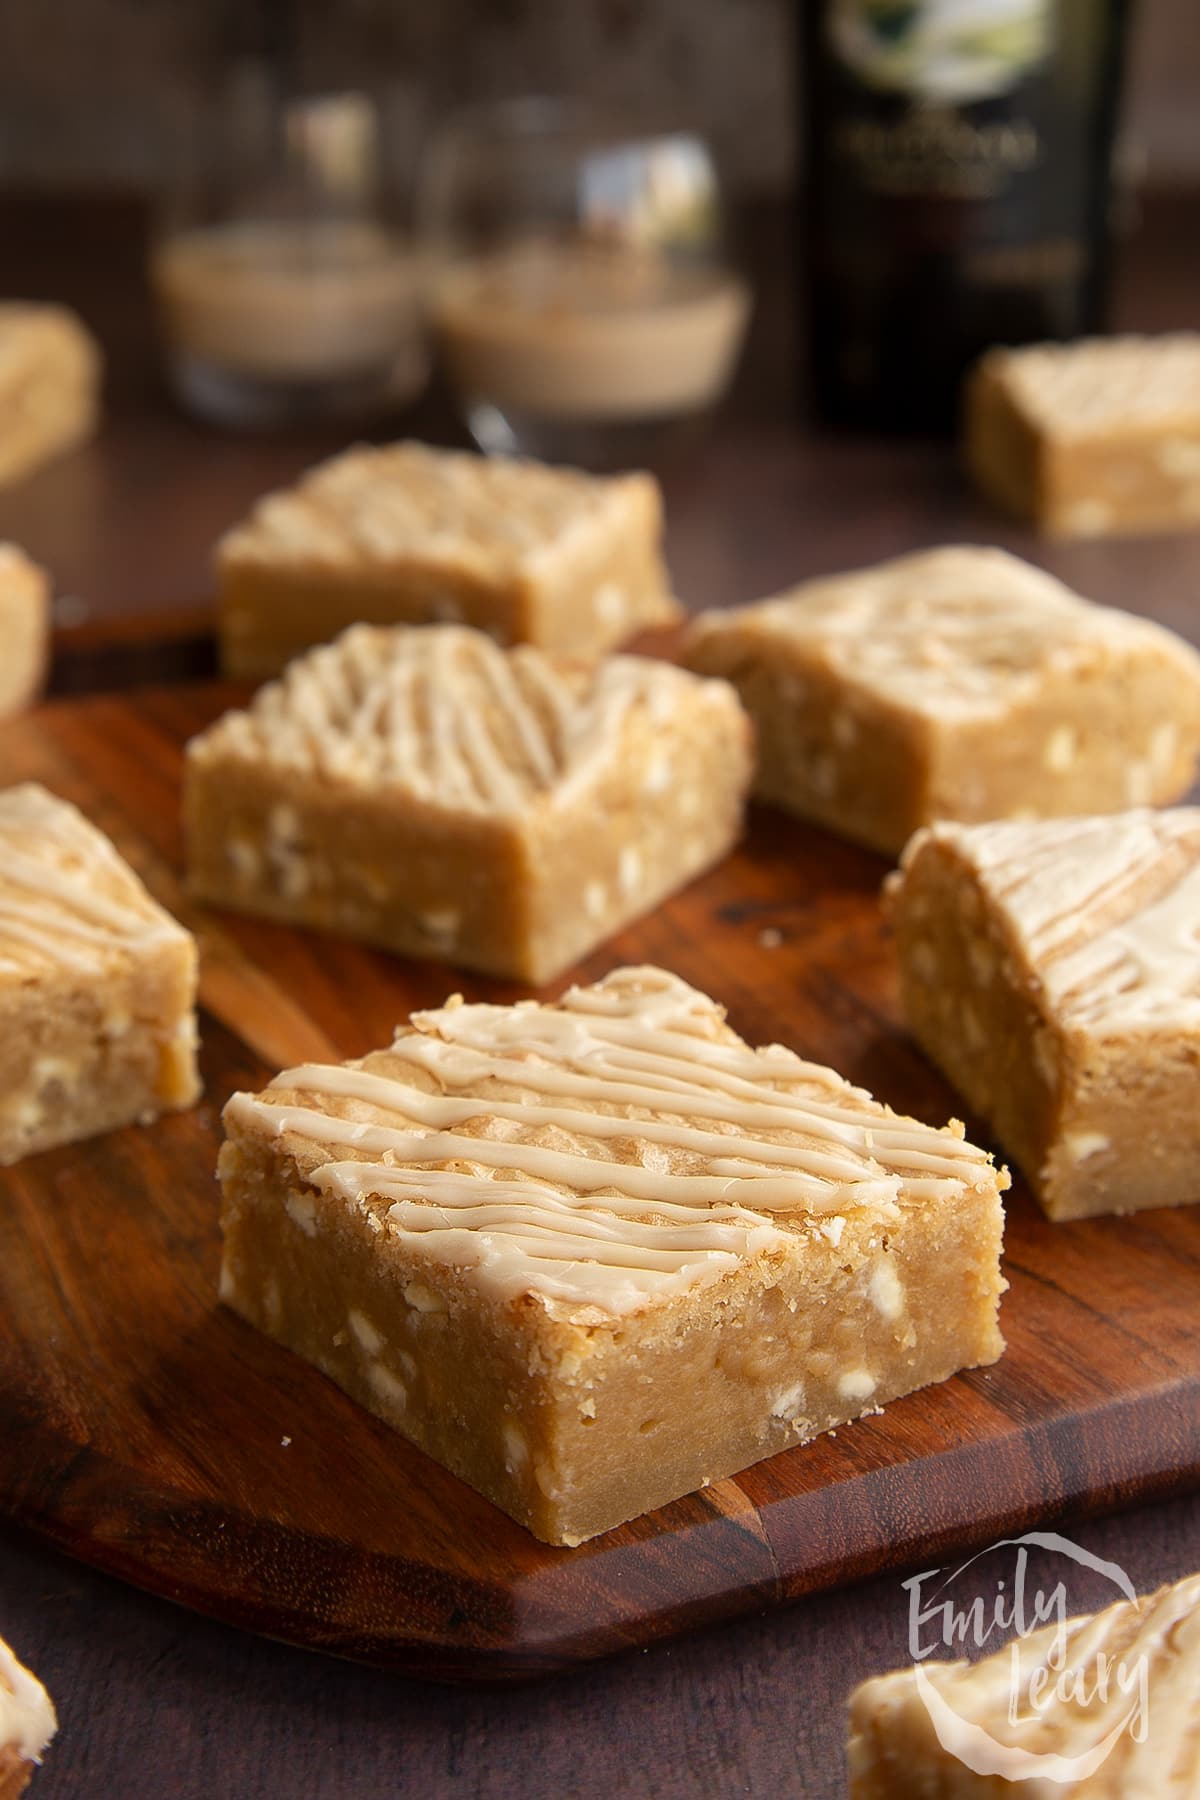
[{"left": 801, "top": 0, "right": 1131, "bottom": 432}]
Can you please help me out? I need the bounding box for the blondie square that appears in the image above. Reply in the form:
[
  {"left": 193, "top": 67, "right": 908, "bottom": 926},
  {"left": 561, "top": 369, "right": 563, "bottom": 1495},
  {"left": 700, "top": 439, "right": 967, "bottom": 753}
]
[
  {"left": 217, "top": 439, "right": 679, "bottom": 679},
  {"left": 0, "top": 302, "right": 101, "bottom": 489},
  {"left": 888, "top": 809, "right": 1200, "bottom": 1221},
  {"left": 218, "top": 964, "right": 1007, "bottom": 1546},
  {"left": 185, "top": 623, "right": 751, "bottom": 984},
  {"left": 682, "top": 546, "right": 1200, "bottom": 856},
  {"left": 966, "top": 333, "right": 1200, "bottom": 536},
  {"left": 0, "top": 1635, "right": 56, "bottom": 1799},
  {"left": 848, "top": 1571, "right": 1200, "bottom": 1797},
  {"left": 0, "top": 545, "right": 49, "bottom": 718},
  {"left": 0, "top": 783, "right": 201, "bottom": 1165}
]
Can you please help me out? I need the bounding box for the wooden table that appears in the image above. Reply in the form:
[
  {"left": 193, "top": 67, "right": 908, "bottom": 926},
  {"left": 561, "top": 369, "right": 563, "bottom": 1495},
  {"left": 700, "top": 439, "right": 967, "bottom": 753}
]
[{"left": 2, "top": 189, "right": 1199, "bottom": 1798}]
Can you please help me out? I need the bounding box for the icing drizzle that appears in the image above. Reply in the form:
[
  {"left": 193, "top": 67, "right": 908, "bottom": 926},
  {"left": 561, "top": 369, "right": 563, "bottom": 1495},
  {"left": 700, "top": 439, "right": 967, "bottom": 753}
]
[
  {"left": 987, "top": 332, "right": 1200, "bottom": 437},
  {"left": 189, "top": 624, "right": 729, "bottom": 815},
  {"left": 687, "top": 547, "right": 1200, "bottom": 724},
  {"left": 0, "top": 782, "right": 187, "bottom": 975},
  {"left": 221, "top": 439, "right": 648, "bottom": 576},
  {"left": 225, "top": 965, "right": 1001, "bottom": 1316},
  {"left": 919, "top": 810, "right": 1200, "bottom": 1034}
]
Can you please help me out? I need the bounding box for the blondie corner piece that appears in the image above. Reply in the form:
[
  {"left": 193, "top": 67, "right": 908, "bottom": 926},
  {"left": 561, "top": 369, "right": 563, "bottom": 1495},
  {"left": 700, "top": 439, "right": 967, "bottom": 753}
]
[
  {"left": 0, "top": 783, "right": 201, "bottom": 1165},
  {"left": 0, "top": 1633, "right": 57, "bottom": 1798},
  {"left": 847, "top": 1571, "right": 1200, "bottom": 1797},
  {"left": 682, "top": 546, "right": 1200, "bottom": 856},
  {"left": 218, "top": 965, "right": 1007, "bottom": 1547},
  {"left": 966, "top": 332, "right": 1200, "bottom": 536},
  {"left": 0, "top": 302, "right": 101, "bottom": 490},
  {"left": 216, "top": 439, "right": 680, "bottom": 679},
  {"left": 0, "top": 545, "right": 49, "bottom": 718},
  {"left": 888, "top": 810, "right": 1200, "bottom": 1222},
  {"left": 185, "top": 623, "right": 752, "bottom": 984}
]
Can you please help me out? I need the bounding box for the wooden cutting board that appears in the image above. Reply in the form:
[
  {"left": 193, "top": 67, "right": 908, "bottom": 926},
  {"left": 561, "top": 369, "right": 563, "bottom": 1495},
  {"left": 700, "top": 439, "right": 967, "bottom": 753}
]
[{"left": 1, "top": 685, "right": 1197, "bottom": 1683}]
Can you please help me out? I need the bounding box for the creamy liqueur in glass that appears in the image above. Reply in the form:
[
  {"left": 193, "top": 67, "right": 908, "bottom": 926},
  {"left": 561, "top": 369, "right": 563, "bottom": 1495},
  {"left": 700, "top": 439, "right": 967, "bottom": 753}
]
[
  {"left": 153, "top": 85, "right": 427, "bottom": 429},
  {"left": 152, "top": 219, "right": 424, "bottom": 424},
  {"left": 432, "top": 238, "right": 749, "bottom": 457},
  {"left": 420, "top": 102, "right": 750, "bottom": 466}
]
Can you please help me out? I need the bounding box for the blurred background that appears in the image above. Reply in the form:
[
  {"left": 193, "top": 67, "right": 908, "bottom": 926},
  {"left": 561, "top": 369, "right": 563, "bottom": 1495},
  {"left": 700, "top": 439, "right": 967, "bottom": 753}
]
[
  {"left": 0, "top": 0, "right": 1197, "bottom": 638},
  {"left": 0, "top": 0, "right": 1196, "bottom": 194}
]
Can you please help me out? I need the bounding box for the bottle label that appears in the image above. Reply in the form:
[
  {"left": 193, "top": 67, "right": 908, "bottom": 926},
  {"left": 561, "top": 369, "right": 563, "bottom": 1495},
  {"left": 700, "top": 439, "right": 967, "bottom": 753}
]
[
  {"left": 805, "top": 0, "right": 1122, "bottom": 425},
  {"left": 831, "top": 106, "right": 1040, "bottom": 201},
  {"left": 817, "top": 0, "right": 1083, "bottom": 219},
  {"left": 828, "top": 0, "right": 1051, "bottom": 106}
]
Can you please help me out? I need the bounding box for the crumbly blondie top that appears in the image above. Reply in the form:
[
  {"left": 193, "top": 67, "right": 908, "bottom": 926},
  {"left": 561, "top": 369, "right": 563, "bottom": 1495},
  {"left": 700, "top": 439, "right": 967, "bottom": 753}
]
[
  {"left": 190, "top": 623, "right": 731, "bottom": 815},
  {"left": 0, "top": 782, "right": 190, "bottom": 978},
  {"left": 219, "top": 439, "right": 657, "bottom": 577},
  {"left": 978, "top": 332, "right": 1200, "bottom": 438},
  {"left": 901, "top": 810, "right": 1200, "bottom": 1038},
  {"left": 687, "top": 547, "right": 1200, "bottom": 723},
  {"left": 225, "top": 966, "right": 1004, "bottom": 1320}
]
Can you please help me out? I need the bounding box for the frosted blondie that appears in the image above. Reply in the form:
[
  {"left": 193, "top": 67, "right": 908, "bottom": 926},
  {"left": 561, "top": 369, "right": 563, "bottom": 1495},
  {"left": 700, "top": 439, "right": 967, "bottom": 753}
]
[
  {"left": 0, "top": 1636, "right": 56, "bottom": 1799},
  {"left": 0, "top": 545, "right": 49, "bottom": 718},
  {"left": 185, "top": 623, "right": 751, "bottom": 984},
  {"left": 682, "top": 547, "right": 1200, "bottom": 856},
  {"left": 0, "top": 302, "right": 100, "bottom": 489},
  {"left": 888, "top": 809, "right": 1200, "bottom": 1221},
  {"left": 217, "top": 439, "right": 679, "bottom": 679},
  {"left": 967, "top": 332, "right": 1200, "bottom": 535},
  {"left": 848, "top": 1571, "right": 1200, "bottom": 1797},
  {"left": 0, "top": 783, "right": 201, "bottom": 1165},
  {"left": 218, "top": 964, "right": 1008, "bottom": 1546}
]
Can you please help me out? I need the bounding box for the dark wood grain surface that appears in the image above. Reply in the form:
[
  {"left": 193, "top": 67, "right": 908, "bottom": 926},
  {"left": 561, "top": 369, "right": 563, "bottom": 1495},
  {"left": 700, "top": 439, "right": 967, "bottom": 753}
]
[{"left": 0, "top": 187, "right": 1198, "bottom": 1795}]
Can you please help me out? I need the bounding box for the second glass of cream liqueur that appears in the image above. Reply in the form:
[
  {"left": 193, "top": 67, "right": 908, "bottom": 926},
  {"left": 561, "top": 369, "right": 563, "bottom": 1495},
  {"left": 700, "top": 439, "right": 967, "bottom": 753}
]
[{"left": 419, "top": 100, "right": 750, "bottom": 468}]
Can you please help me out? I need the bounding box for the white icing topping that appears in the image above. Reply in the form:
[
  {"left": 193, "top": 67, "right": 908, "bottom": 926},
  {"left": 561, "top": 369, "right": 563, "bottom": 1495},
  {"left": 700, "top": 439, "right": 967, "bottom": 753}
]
[
  {"left": 0, "top": 1636, "right": 56, "bottom": 1764},
  {"left": 225, "top": 965, "right": 1002, "bottom": 1317},
  {"left": 0, "top": 782, "right": 191, "bottom": 975},
  {"left": 858, "top": 1571, "right": 1200, "bottom": 1792},
  {"left": 686, "top": 547, "right": 1200, "bottom": 724},
  {"left": 219, "top": 438, "right": 656, "bottom": 579},
  {"left": 909, "top": 810, "right": 1200, "bottom": 1035},
  {"left": 983, "top": 331, "right": 1200, "bottom": 439},
  {"left": 189, "top": 623, "right": 734, "bottom": 816}
]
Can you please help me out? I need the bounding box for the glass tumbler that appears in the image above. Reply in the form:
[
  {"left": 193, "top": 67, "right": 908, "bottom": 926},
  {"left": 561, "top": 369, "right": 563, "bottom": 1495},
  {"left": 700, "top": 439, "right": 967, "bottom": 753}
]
[
  {"left": 151, "top": 74, "right": 427, "bottom": 430},
  {"left": 417, "top": 99, "right": 750, "bottom": 467}
]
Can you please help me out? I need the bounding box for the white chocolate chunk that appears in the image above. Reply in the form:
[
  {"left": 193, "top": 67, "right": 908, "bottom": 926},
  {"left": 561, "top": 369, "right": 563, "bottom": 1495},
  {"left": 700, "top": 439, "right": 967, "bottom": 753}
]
[
  {"left": 869, "top": 1259, "right": 905, "bottom": 1323},
  {"left": 285, "top": 1189, "right": 318, "bottom": 1236},
  {"left": 1043, "top": 724, "right": 1077, "bottom": 773},
  {"left": 1064, "top": 1130, "right": 1110, "bottom": 1164},
  {"left": 348, "top": 1308, "right": 384, "bottom": 1355},
  {"left": 367, "top": 1360, "right": 407, "bottom": 1409}
]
